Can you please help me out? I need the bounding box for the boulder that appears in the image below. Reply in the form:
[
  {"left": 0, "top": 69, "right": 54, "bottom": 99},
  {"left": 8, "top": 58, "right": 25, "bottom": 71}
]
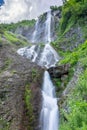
[{"left": 48, "top": 64, "right": 70, "bottom": 78}]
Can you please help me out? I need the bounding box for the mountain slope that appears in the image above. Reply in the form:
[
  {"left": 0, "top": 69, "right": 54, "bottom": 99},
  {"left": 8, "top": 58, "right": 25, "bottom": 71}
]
[
  {"left": 0, "top": 1, "right": 87, "bottom": 130},
  {"left": 0, "top": 28, "right": 43, "bottom": 130}
]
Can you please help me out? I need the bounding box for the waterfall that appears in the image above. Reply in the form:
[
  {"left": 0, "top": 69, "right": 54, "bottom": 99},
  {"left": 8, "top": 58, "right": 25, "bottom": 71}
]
[
  {"left": 17, "top": 10, "right": 60, "bottom": 68},
  {"left": 40, "top": 71, "right": 59, "bottom": 130},
  {"left": 39, "top": 11, "right": 59, "bottom": 130},
  {"left": 17, "top": 10, "right": 59, "bottom": 130},
  {"left": 45, "top": 10, "right": 51, "bottom": 43},
  {"left": 17, "top": 45, "right": 40, "bottom": 62},
  {"left": 32, "top": 18, "right": 39, "bottom": 43},
  {"left": 39, "top": 10, "right": 59, "bottom": 68},
  {"left": 39, "top": 44, "right": 59, "bottom": 68}
]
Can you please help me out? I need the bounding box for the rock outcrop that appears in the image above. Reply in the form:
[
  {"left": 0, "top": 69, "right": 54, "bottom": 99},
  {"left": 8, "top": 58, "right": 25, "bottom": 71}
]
[
  {"left": 0, "top": 41, "right": 43, "bottom": 130},
  {"left": 58, "top": 26, "right": 85, "bottom": 51},
  {"left": 48, "top": 64, "right": 70, "bottom": 78}
]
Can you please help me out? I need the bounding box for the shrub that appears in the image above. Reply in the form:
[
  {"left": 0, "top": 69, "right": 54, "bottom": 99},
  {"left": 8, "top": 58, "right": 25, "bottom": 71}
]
[
  {"left": 60, "top": 0, "right": 87, "bottom": 33},
  {"left": 59, "top": 69, "right": 87, "bottom": 130},
  {"left": 60, "top": 40, "right": 87, "bottom": 67}
]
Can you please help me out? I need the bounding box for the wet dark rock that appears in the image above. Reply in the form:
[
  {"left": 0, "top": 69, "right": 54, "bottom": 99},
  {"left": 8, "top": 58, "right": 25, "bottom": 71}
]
[
  {"left": 48, "top": 64, "right": 70, "bottom": 78},
  {"left": 52, "top": 9, "right": 61, "bottom": 18},
  {"left": 0, "top": 43, "right": 3, "bottom": 47}
]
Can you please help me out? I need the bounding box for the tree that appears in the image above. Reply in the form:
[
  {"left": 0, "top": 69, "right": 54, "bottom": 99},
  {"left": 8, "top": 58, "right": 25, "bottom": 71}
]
[{"left": 62, "top": 0, "right": 67, "bottom": 4}]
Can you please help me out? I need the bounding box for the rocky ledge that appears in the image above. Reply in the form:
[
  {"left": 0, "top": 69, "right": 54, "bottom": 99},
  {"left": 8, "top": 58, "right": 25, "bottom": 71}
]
[{"left": 48, "top": 64, "right": 70, "bottom": 78}]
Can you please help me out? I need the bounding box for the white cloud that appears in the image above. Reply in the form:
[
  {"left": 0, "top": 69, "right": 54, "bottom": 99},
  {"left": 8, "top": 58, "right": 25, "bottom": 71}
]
[{"left": 0, "top": 0, "right": 62, "bottom": 23}]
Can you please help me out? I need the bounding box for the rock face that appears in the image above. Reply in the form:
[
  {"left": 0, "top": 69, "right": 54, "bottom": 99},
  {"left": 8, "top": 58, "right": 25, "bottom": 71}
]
[
  {"left": 15, "top": 25, "right": 34, "bottom": 42},
  {"left": 62, "top": 64, "right": 83, "bottom": 96},
  {"left": 58, "top": 26, "right": 85, "bottom": 51},
  {"left": 0, "top": 41, "right": 43, "bottom": 130},
  {"left": 48, "top": 64, "right": 70, "bottom": 78},
  {"left": 48, "top": 64, "right": 71, "bottom": 98},
  {"left": 58, "top": 64, "right": 83, "bottom": 111},
  {"left": 30, "top": 83, "right": 42, "bottom": 130}
]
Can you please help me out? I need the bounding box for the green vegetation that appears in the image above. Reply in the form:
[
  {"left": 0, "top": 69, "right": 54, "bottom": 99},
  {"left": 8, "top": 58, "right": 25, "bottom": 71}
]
[
  {"left": 51, "top": 1, "right": 87, "bottom": 129},
  {"left": 0, "top": 34, "right": 3, "bottom": 47},
  {"left": 25, "top": 85, "right": 33, "bottom": 115},
  {"left": 39, "top": 42, "right": 45, "bottom": 48},
  {"left": 0, "top": 58, "right": 12, "bottom": 73},
  {"left": 53, "top": 1, "right": 87, "bottom": 129},
  {"left": 0, "top": 118, "right": 10, "bottom": 130},
  {"left": 0, "top": 19, "right": 35, "bottom": 32},
  {"left": 31, "top": 69, "right": 37, "bottom": 80},
  {"left": 51, "top": 0, "right": 87, "bottom": 53},
  {"left": 54, "top": 78, "right": 61, "bottom": 87},
  {"left": 4, "top": 31, "right": 19, "bottom": 43},
  {"left": 39, "top": 13, "right": 46, "bottom": 23},
  {"left": 60, "top": 0, "right": 87, "bottom": 33},
  {"left": 50, "top": 5, "right": 62, "bottom": 11},
  {"left": 60, "top": 69, "right": 87, "bottom": 130},
  {"left": 60, "top": 40, "right": 87, "bottom": 67},
  {"left": 0, "top": 0, "right": 87, "bottom": 129},
  {"left": 58, "top": 38, "right": 87, "bottom": 130},
  {"left": 31, "top": 68, "right": 41, "bottom": 83},
  {"left": 4, "top": 31, "right": 28, "bottom": 47},
  {"left": 25, "top": 85, "right": 35, "bottom": 130},
  {"left": 58, "top": 40, "right": 87, "bottom": 130},
  {"left": 0, "top": 20, "right": 34, "bottom": 47}
]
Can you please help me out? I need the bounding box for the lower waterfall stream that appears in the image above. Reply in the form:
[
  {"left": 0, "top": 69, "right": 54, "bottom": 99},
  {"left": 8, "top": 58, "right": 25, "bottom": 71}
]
[{"left": 40, "top": 71, "right": 59, "bottom": 130}]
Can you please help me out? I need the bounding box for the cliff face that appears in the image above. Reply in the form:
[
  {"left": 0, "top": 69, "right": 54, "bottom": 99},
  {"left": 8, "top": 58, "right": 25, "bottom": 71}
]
[
  {"left": 0, "top": 39, "right": 43, "bottom": 130},
  {"left": 15, "top": 10, "right": 61, "bottom": 44},
  {"left": 57, "top": 26, "right": 85, "bottom": 51},
  {"left": 14, "top": 8, "right": 86, "bottom": 52}
]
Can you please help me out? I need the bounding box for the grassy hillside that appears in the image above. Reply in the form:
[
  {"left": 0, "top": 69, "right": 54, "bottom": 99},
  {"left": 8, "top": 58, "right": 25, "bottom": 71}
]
[
  {"left": 0, "top": 30, "right": 29, "bottom": 49},
  {"left": 51, "top": 0, "right": 87, "bottom": 130},
  {"left": 59, "top": 40, "right": 87, "bottom": 130},
  {"left": 0, "top": 19, "right": 35, "bottom": 32},
  {"left": 0, "top": 20, "right": 35, "bottom": 48},
  {"left": 60, "top": 69, "right": 87, "bottom": 130},
  {"left": 52, "top": 0, "right": 87, "bottom": 52}
]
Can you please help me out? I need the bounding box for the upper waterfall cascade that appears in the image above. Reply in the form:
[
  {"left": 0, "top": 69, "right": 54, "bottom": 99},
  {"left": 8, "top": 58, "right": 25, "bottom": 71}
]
[
  {"left": 45, "top": 11, "right": 51, "bottom": 43},
  {"left": 31, "top": 18, "right": 39, "bottom": 43},
  {"left": 17, "top": 10, "right": 60, "bottom": 68}
]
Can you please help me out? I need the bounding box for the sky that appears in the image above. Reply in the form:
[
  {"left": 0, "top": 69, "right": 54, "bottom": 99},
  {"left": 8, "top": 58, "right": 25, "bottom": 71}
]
[
  {"left": 0, "top": 0, "right": 63, "bottom": 23},
  {"left": 0, "top": 0, "right": 4, "bottom": 5}
]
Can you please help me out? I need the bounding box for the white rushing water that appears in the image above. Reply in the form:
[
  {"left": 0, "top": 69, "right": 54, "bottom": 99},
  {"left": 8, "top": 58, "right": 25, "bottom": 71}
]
[
  {"left": 45, "top": 10, "right": 51, "bottom": 43},
  {"left": 39, "top": 44, "right": 59, "bottom": 68},
  {"left": 39, "top": 10, "right": 59, "bottom": 68},
  {"left": 40, "top": 71, "right": 59, "bottom": 130},
  {"left": 17, "top": 10, "right": 60, "bottom": 68},
  {"left": 17, "top": 45, "right": 40, "bottom": 62},
  {"left": 31, "top": 18, "right": 39, "bottom": 43}
]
